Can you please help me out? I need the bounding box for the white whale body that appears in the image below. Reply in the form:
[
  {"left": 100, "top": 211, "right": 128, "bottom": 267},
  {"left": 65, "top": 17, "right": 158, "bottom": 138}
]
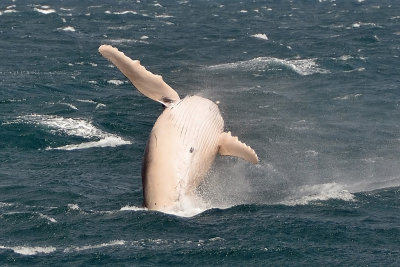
[{"left": 99, "top": 45, "right": 258, "bottom": 212}]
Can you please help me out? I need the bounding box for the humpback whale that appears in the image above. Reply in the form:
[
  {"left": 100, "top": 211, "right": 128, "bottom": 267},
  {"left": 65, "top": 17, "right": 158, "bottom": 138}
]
[{"left": 99, "top": 45, "right": 258, "bottom": 212}]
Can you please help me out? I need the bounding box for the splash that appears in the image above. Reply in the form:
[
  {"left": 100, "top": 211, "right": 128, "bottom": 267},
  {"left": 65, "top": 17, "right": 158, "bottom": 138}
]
[{"left": 280, "top": 182, "right": 355, "bottom": 206}]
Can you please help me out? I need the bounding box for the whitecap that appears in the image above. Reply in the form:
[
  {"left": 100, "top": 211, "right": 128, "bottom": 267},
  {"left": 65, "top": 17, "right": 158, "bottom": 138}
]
[
  {"left": 59, "top": 102, "right": 78, "bottom": 110},
  {"left": 107, "top": 79, "right": 126, "bottom": 85},
  {"left": 0, "top": 202, "right": 14, "bottom": 207},
  {"left": 51, "top": 136, "right": 131, "bottom": 151},
  {"left": 67, "top": 203, "right": 80, "bottom": 210},
  {"left": 58, "top": 26, "right": 76, "bottom": 32},
  {"left": 38, "top": 213, "right": 57, "bottom": 223},
  {"left": 33, "top": 7, "right": 56, "bottom": 15},
  {"left": 107, "top": 39, "right": 140, "bottom": 45},
  {"left": 343, "top": 67, "right": 365, "bottom": 73},
  {"left": 77, "top": 99, "right": 98, "bottom": 104},
  {"left": 289, "top": 120, "right": 314, "bottom": 132},
  {"left": 251, "top": 33, "right": 268, "bottom": 40},
  {"left": 120, "top": 205, "right": 147, "bottom": 211},
  {"left": 207, "top": 57, "right": 329, "bottom": 76},
  {"left": 18, "top": 114, "right": 131, "bottom": 150},
  {"left": 63, "top": 240, "right": 125, "bottom": 253},
  {"left": 334, "top": 93, "right": 362, "bottom": 100},
  {"left": 338, "top": 55, "right": 353, "bottom": 61},
  {"left": 281, "top": 182, "right": 355, "bottom": 206},
  {"left": 155, "top": 14, "right": 174, "bottom": 18},
  {"left": 105, "top": 10, "right": 138, "bottom": 15},
  {"left": 305, "top": 150, "right": 319, "bottom": 157},
  {"left": 0, "top": 245, "right": 56, "bottom": 255},
  {"left": 96, "top": 103, "right": 106, "bottom": 109},
  {"left": 1, "top": 9, "right": 17, "bottom": 15}
]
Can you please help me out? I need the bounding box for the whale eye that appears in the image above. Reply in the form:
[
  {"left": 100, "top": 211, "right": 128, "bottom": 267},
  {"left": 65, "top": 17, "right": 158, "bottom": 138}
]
[{"left": 189, "top": 147, "right": 194, "bottom": 153}]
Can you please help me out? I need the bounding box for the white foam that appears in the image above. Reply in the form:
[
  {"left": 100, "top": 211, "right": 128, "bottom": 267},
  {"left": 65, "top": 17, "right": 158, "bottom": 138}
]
[
  {"left": 58, "top": 26, "right": 76, "bottom": 32},
  {"left": 334, "top": 93, "right": 362, "bottom": 100},
  {"left": 207, "top": 57, "right": 329, "bottom": 76},
  {"left": 155, "top": 14, "right": 174, "bottom": 18},
  {"left": 351, "top": 22, "right": 378, "bottom": 29},
  {"left": 107, "top": 39, "right": 149, "bottom": 45},
  {"left": 251, "top": 33, "right": 269, "bottom": 40},
  {"left": 0, "top": 245, "right": 56, "bottom": 255},
  {"left": 120, "top": 205, "right": 147, "bottom": 212},
  {"left": 105, "top": 10, "right": 137, "bottom": 15},
  {"left": 59, "top": 102, "right": 78, "bottom": 110},
  {"left": 96, "top": 103, "right": 106, "bottom": 109},
  {"left": 344, "top": 67, "right": 365, "bottom": 73},
  {"left": 1, "top": 9, "right": 17, "bottom": 15},
  {"left": 163, "top": 194, "right": 211, "bottom": 217},
  {"left": 120, "top": 196, "right": 209, "bottom": 217},
  {"left": 33, "top": 7, "right": 56, "bottom": 15},
  {"left": 38, "top": 213, "right": 57, "bottom": 223},
  {"left": 19, "top": 114, "right": 131, "bottom": 150},
  {"left": 281, "top": 183, "right": 355, "bottom": 206},
  {"left": 305, "top": 150, "right": 319, "bottom": 157},
  {"left": 77, "top": 99, "right": 98, "bottom": 104},
  {"left": 67, "top": 203, "right": 80, "bottom": 210},
  {"left": 107, "top": 79, "right": 126, "bottom": 85},
  {"left": 0, "top": 202, "right": 13, "bottom": 207},
  {"left": 52, "top": 136, "right": 131, "bottom": 150},
  {"left": 63, "top": 240, "right": 125, "bottom": 253}
]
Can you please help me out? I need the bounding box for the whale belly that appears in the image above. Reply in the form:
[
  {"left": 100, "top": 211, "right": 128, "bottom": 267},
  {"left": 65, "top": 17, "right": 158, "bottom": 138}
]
[{"left": 142, "top": 95, "right": 224, "bottom": 210}]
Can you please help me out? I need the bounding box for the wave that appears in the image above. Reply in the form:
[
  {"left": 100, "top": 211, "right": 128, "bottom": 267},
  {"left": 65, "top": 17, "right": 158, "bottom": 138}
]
[
  {"left": 251, "top": 33, "right": 268, "bottom": 40},
  {"left": 33, "top": 6, "right": 56, "bottom": 15},
  {"left": 18, "top": 114, "right": 131, "bottom": 150},
  {"left": 63, "top": 240, "right": 126, "bottom": 253},
  {"left": 107, "top": 79, "right": 126, "bottom": 85},
  {"left": 105, "top": 10, "right": 138, "bottom": 15},
  {"left": 0, "top": 5, "right": 17, "bottom": 15},
  {"left": 77, "top": 99, "right": 106, "bottom": 109},
  {"left": 280, "top": 182, "right": 355, "bottom": 206},
  {"left": 58, "top": 26, "right": 76, "bottom": 32},
  {"left": 0, "top": 245, "right": 56, "bottom": 256},
  {"left": 207, "top": 57, "right": 329, "bottom": 76},
  {"left": 37, "top": 213, "right": 57, "bottom": 223},
  {"left": 120, "top": 205, "right": 147, "bottom": 212}
]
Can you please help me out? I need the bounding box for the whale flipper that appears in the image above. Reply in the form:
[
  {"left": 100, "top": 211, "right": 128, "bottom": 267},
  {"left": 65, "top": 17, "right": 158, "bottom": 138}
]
[
  {"left": 218, "top": 132, "right": 259, "bottom": 164},
  {"left": 99, "top": 45, "right": 180, "bottom": 106}
]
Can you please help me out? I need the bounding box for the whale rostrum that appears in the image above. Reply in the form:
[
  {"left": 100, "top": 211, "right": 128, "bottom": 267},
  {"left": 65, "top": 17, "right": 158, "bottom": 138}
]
[{"left": 99, "top": 45, "right": 258, "bottom": 212}]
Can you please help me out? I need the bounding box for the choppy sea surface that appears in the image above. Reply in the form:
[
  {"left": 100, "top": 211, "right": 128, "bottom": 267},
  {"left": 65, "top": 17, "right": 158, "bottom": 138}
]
[{"left": 1, "top": 0, "right": 400, "bottom": 265}]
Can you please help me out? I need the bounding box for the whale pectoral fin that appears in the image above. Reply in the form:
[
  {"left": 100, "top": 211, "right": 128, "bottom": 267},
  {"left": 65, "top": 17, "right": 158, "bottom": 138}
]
[
  {"left": 218, "top": 132, "right": 259, "bottom": 164},
  {"left": 99, "top": 45, "right": 180, "bottom": 107}
]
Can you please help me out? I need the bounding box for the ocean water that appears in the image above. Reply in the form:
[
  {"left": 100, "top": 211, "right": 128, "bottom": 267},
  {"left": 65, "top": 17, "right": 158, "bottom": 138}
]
[{"left": 1, "top": 0, "right": 400, "bottom": 265}]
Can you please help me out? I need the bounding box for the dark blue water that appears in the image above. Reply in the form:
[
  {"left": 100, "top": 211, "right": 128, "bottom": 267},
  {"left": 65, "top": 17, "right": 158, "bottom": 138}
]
[{"left": 1, "top": 0, "right": 400, "bottom": 265}]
